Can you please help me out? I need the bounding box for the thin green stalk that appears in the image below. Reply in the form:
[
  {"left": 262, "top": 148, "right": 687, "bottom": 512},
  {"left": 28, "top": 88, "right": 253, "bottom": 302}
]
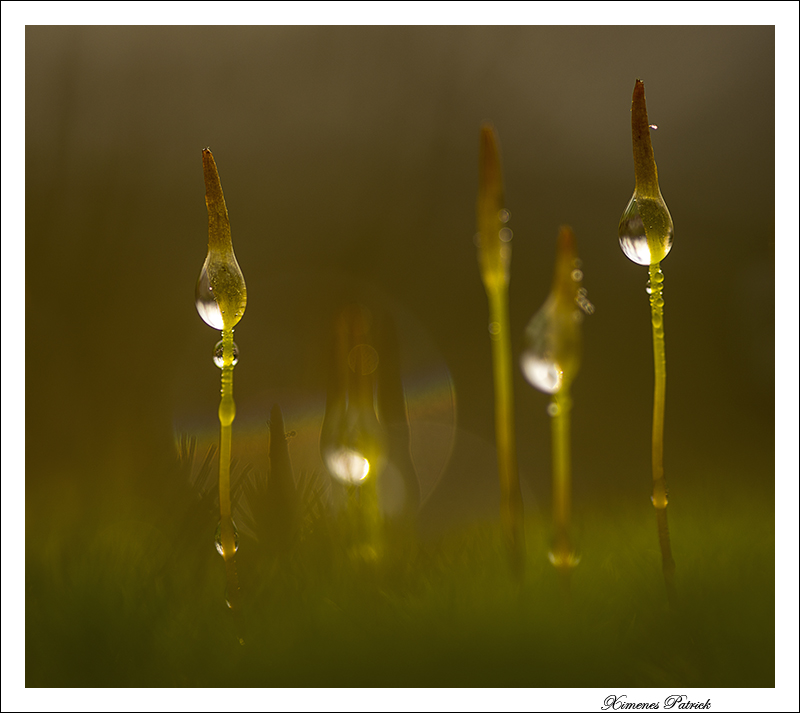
[
  {"left": 195, "top": 148, "right": 247, "bottom": 614},
  {"left": 477, "top": 124, "right": 525, "bottom": 576},
  {"left": 618, "top": 80, "right": 677, "bottom": 606},
  {"left": 649, "top": 262, "right": 676, "bottom": 606},
  {"left": 218, "top": 327, "right": 240, "bottom": 609},
  {"left": 550, "top": 389, "right": 573, "bottom": 576}
]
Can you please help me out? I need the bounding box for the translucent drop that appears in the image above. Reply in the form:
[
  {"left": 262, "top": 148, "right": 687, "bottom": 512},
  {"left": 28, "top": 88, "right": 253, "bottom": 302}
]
[
  {"left": 547, "top": 401, "right": 560, "bottom": 417},
  {"left": 499, "top": 209, "right": 511, "bottom": 223},
  {"left": 618, "top": 193, "right": 674, "bottom": 266},
  {"left": 488, "top": 321, "right": 501, "bottom": 335},
  {"left": 322, "top": 446, "right": 370, "bottom": 484},
  {"left": 499, "top": 228, "right": 513, "bottom": 242},
  {"left": 548, "top": 548, "right": 581, "bottom": 568},
  {"left": 576, "top": 288, "right": 595, "bottom": 315},
  {"left": 520, "top": 298, "right": 574, "bottom": 395},
  {"left": 347, "top": 344, "right": 379, "bottom": 375},
  {"left": 195, "top": 254, "right": 247, "bottom": 330},
  {"left": 195, "top": 261, "right": 224, "bottom": 330},
  {"left": 520, "top": 348, "right": 563, "bottom": 394},
  {"left": 214, "top": 519, "right": 240, "bottom": 558},
  {"left": 213, "top": 339, "right": 239, "bottom": 368}
]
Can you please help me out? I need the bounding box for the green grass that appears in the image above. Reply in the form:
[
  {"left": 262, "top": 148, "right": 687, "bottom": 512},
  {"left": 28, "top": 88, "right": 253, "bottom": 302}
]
[{"left": 25, "top": 451, "right": 774, "bottom": 688}]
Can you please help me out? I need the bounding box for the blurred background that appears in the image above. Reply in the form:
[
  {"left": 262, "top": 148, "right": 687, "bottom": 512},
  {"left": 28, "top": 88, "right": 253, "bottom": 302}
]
[
  {"left": 25, "top": 24, "right": 774, "bottom": 530},
  {"left": 21, "top": 23, "right": 781, "bottom": 689}
]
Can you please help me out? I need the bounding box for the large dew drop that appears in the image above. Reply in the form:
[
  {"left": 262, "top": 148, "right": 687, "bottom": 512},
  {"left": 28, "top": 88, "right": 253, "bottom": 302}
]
[
  {"left": 322, "top": 446, "right": 370, "bottom": 484},
  {"left": 520, "top": 301, "right": 564, "bottom": 394},
  {"left": 618, "top": 193, "right": 674, "bottom": 266},
  {"left": 195, "top": 260, "right": 224, "bottom": 330}
]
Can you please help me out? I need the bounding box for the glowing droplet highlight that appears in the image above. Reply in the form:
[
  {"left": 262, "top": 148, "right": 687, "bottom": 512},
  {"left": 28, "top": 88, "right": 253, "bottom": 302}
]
[{"left": 323, "top": 447, "right": 370, "bottom": 484}]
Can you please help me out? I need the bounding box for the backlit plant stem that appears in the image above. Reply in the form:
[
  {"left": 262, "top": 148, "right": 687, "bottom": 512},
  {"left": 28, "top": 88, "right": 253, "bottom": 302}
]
[
  {"left": 624, "top": 81, "right": 676, "bottom": 606},
  {"left": 477, "top": 124, "right": 525, "bottom": 576},
  {"left": 217, "top": 327, "right": 240, "bottom": 610},
  {"left": 197, "top": 149, "right": 247, "bottom": 611},
  {"left": 550, "top": 390, "right": 572, "bottom": 571}
]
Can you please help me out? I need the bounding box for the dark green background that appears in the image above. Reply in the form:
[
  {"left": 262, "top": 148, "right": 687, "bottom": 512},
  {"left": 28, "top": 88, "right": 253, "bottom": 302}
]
[{"left": 24, "top": 26, "right": 776, "bottom": 688}]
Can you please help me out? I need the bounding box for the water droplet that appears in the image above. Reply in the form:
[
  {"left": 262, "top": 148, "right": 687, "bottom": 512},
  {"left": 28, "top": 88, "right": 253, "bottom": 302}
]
[
  {"left": 499, "top": 228, "right": 513, "bottom": 242},
  {"left": 571, "top": 268, "right": 583, "bottom": 282},
  {"left": 348, "top": 344, "right": 379, "bottom": 375},
  {"left": 576, "top": 288, "right": 595, "bottom": 315},
  {"left": 618, "top": 193, "right": 674, "bottom": 265},
  {"left": 547, "top": 401, "right": 560, "bottom": 417},
  {"left": 213, "top": 340, "right": 239, "bottom": 368},
  {"left": 521, "top": 347, "right": 563, "bottom": 394},
  {"left": 195, "top": 261, "right": 224, "bottom": 329},
  {"left": 649, "top": 124, "right": 658, "bottom": 130},
  {"left": 645, "top": 280, "right": 652, "bottom": 294},
  {"left": 520, "top": 294, "right": 579, "bottom": 394},
  {"left": 488, "top": 321, "right": 501, "bottom": 335},
  {"left": 651, "top": 493, "right": 669, "bottom": 507},
  {"left": 322, "top": 447, "right": 370, "bottom": 484},
  {"left": 195, "top": 255, "right": 247, "bottom": 330},
  {"left": 548, "top": 548, "right": 581, "bottom": 568},
  {"left": 215, "top": 519, "right": 240, "bottom": 558},
  {"left": 498, "top": 209, "right": 511, "bottom": 223}
]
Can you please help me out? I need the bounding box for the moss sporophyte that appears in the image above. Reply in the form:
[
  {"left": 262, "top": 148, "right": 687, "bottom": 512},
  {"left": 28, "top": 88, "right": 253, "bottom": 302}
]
[
  {"left": 476, "top": 124, "right": 526, "bottom": 579},
  {"left": 195, "top": 149, "right": 246, "bottom": 615},
  {"left": 521, "top": 226, "right": 593, "bottom": 584},
  {"left": 618, "top": 80, "right": 677, "bottom": 607}
]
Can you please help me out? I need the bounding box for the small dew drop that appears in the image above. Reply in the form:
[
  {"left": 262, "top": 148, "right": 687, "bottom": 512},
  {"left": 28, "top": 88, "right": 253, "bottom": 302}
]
[
  {"left": 649, "top": 124, "right": 658, "bottom": 130},
  {"left": 547, "top": 402, "right": 560, "bottom": 417},
  {"left": 347, "top": 344, "right": 379, "bottom": 375},
  {"left": 576, "top": 288, "right": 595, "bottom": 315},
  {"left": 213, "top": 340, "right": 239, "bottom": 368},
  {"left": 215, "top": 519, "right": 240, "bottom": 558},
  {"left": 499, "top": 228, "right": 513, "bottom": 242},
  {"left": 571, "top": 268, "right": 583, "bottom": 282},
  {"left": 488, "top": 321, "right": 501, "bottom": 335},
  {"left": 499, "top": 209, "right": 511, "bottom": 223}
]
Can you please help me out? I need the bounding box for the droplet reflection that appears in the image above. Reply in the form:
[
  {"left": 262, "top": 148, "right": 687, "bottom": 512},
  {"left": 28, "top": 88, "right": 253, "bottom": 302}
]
[
  {"left": 213, "top": 339, "right": 239, "bottom": 368},
  {"left": 215, "top": 519, "right": 240, "bottom": 558}
]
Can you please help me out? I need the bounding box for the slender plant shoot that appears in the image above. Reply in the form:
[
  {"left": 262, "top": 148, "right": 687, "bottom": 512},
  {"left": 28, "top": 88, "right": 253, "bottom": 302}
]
[
  {"left": 195, "top": 148, "right": 247, "bottom": 611},
  {"left": 477, "top": 124, "right": 525, "bottom": 577},
  {"left": 521, "top": 227, "right": 592, "bottom": 585},
  {"left": 618, "top": 80, "right": 676, "bottom": 606}
]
